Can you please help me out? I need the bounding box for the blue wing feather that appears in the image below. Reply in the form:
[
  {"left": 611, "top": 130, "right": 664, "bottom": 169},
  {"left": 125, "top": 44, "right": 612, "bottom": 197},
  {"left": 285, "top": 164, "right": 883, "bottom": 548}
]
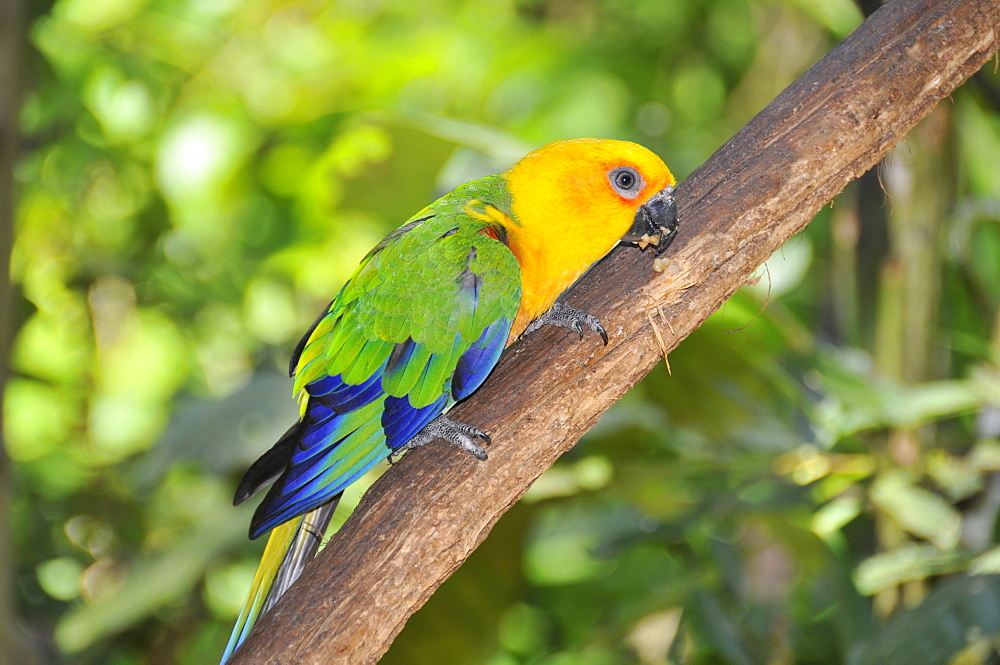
[
  {"left": 249, "top": 319, "right": 514, "bottom": 538},
  {"left": 246, "top": 215, "right": 519, "bottom": 540},
  {"left": 228, "top": 179, "right": 523, "bottom": 665},
  {"left": 452, "top": 316, "right": 510, "bottom": 400},
  {"left": 306, "top": 370, "right": 380, "bottom": 398},
  {"left": 382, "top": 393, "right": 451, "bottom": 451},
  {"left": 319, "top": 377, "right": 385, "bottom": 414}
]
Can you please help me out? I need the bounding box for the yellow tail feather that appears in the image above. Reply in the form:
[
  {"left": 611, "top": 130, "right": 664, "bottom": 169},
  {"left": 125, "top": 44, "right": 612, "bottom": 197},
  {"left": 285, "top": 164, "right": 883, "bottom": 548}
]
[
  {"left": 221, "top": 501, "right": 337, "bottom": 664},
  {"left": 220, "top": 518, "right": 301, "bottom": 664}
]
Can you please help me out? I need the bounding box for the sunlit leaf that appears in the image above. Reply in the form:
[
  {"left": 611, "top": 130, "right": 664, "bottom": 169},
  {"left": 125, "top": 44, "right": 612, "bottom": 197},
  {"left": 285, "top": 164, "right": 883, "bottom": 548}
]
[
  {"left": 870, "top": 471, "right": 962, "bottom": 550},
  {"left": 855, "top": 544, "right": 968, "bottom": 596}
]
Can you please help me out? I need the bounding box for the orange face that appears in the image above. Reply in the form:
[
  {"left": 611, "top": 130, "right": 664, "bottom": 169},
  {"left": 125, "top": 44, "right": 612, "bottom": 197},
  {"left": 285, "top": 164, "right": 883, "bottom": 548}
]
[
  {"left": 500, "top": 138, "right": 676, "bottom": 338},
  {"left": 506, "top": 138, "right": 674, "bottom": 234}
]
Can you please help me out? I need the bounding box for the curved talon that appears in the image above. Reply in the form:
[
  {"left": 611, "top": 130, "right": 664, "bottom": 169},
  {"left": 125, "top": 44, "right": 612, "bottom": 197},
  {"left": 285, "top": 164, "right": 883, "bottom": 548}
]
[{"left": 591, "top": 319, "right": 609, "bottom": 345}]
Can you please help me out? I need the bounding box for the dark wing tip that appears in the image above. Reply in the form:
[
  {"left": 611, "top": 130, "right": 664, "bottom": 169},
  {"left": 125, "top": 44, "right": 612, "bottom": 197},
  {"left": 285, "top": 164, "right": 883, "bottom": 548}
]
[
  {"left": 233, "top": 482, "right": 254, "bottom": 507},
  {"left": 233, "top": 423, "right": 299, "bottom": 506}
]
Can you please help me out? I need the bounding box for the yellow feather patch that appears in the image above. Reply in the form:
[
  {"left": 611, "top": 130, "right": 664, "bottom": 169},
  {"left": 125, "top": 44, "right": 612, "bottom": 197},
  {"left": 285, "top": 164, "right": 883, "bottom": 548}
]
[
  {"left": 222, "top": 518, "right": 301, "bottom": 659},
  {"left": 463, "top": 199, "right": 520, "bottom": 227}
]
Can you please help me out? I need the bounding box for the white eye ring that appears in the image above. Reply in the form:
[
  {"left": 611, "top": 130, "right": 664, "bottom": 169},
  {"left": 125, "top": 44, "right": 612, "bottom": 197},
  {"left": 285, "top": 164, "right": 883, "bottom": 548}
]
[{"left": 609, "top": 167, "right": 644, "bottom": 199}]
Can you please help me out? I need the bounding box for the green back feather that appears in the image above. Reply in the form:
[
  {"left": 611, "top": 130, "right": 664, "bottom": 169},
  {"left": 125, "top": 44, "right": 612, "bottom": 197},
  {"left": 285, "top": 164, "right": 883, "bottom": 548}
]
[{"left": 293, "top": 175, "right": 521, "bottom": 408}]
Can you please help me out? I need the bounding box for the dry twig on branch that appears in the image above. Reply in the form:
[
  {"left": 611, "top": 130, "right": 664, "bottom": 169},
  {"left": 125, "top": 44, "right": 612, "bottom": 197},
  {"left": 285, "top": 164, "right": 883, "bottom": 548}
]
[{"left": 230, "top": 0, "right": 1000, "bottom": 662}]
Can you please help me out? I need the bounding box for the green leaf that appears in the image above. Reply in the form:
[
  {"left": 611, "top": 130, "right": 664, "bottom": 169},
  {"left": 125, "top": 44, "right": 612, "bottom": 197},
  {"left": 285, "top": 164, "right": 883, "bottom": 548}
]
[
  {"left": 854, "top": 575, "right": 1000, "bottom": 665},
  {"left": 854, "top": 544, "right": 968, "bottom": 596},
  {"left": 870, "top": 471, "right": 962, "bottom": 550}
]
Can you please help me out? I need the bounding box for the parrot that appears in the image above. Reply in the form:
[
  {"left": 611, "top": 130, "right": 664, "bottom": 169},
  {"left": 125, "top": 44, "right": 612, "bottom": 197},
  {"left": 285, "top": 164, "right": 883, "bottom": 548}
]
[{"left": 220, "top": 137, "right": 678, "bottom": 663}]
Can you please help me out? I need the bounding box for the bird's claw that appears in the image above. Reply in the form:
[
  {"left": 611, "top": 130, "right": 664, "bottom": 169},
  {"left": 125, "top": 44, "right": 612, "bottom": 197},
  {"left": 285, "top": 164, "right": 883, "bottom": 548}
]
[
  {"left": 525, "top": 302, "right": 608, "bottom": 345},
  {"left": 400, "top": 415, "right": 491, "bottom": 461}
]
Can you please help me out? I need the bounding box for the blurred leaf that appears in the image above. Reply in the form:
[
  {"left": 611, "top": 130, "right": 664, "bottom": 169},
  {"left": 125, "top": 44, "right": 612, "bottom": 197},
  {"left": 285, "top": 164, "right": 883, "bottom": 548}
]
[
  {"left": 870, "top": 471, "right": 963, "bottom": 549},
  {"left": 55, "top": 503, "right": 251, "bottom": 653},
  {"left": 969, "top": 547, "right": 1000, "bottom": 576},
  {"left": 691, "top": 591, "right": 756, "bottom": 665},
  {"left": 854, "top": 575, "right": 1000, "bottom": 665},
  {"left": 812, "top": 494, "right": 863, "bottom": 538},
  {"left": 855, "top": 544, "right": 969, "bottom": 596}
]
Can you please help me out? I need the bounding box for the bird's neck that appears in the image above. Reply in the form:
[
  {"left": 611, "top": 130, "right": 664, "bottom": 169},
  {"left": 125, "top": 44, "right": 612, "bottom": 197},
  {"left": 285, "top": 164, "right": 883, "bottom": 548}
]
[{"left": 505, "top": 231, "right": 604, "bottom": 342}]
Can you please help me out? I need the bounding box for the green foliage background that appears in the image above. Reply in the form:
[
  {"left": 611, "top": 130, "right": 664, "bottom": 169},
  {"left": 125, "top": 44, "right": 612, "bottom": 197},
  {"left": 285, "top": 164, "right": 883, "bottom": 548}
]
[{"left": 5, "top": 0, "right": 1000, "bottom": 663}]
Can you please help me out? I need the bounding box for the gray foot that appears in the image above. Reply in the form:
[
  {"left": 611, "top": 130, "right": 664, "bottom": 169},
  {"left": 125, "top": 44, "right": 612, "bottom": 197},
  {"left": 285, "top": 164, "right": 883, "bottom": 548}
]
[
  {"left": 401, "top": 415, "right": 491, "bottom": 460},
  {"left": 525, "top": 302, "right": 608, "bottom": 345}
]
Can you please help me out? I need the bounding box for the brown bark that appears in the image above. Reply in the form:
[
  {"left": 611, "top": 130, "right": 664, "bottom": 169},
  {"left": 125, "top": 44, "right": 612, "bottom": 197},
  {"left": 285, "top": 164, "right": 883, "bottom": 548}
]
[{"left": 230, "top": 0, "right": 1000, "bottom": 662}]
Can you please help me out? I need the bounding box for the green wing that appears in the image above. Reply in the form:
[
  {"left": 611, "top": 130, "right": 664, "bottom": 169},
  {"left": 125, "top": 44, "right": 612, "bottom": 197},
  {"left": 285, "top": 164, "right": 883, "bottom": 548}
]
[{"left": 240, "top": 175, "right": 521, "bottom": 537}]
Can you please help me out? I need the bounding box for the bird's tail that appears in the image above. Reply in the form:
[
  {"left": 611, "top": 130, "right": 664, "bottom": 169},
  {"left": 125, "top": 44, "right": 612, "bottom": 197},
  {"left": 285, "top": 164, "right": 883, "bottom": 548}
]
[{"left": 220, "top": 500, "right": 338, "bottom": 663}]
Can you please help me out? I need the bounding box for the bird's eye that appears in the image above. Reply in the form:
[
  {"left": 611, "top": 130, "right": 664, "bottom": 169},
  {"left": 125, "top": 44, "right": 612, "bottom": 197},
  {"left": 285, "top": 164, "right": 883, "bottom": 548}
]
[{"left": 609, "top": 167, "right": 644, "bottom": 199}]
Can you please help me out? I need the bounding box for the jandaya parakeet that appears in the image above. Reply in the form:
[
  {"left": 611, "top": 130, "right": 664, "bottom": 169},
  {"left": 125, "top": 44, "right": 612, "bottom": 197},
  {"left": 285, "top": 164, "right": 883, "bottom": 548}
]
[{"left": 221, "top": 138, "right": 678, "bottom": 662}]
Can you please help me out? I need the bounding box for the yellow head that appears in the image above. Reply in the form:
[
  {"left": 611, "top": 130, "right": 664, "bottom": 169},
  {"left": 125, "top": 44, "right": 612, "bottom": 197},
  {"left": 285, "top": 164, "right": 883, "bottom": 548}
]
[{"left": 501, "top": 138, "right": 676, "bottom": 337}]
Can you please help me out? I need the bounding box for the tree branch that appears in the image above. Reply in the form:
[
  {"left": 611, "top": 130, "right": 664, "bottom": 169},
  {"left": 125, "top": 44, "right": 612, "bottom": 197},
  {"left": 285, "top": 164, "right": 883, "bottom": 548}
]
[{"left": 230, "top": 0, "right": 1000, "bottom": 662}]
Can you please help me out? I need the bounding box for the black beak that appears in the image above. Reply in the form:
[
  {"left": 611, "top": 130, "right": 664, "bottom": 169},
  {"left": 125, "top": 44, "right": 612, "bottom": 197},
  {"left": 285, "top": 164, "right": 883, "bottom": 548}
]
[{"left": 623, "top": 186, "right": 678, "bottom": 256}]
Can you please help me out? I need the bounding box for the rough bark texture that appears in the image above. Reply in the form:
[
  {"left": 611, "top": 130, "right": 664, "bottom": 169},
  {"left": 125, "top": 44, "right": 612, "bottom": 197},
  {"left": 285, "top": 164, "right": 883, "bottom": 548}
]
[{"left": 230, "top": 0, "right": 1000, "bottom": 662}]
